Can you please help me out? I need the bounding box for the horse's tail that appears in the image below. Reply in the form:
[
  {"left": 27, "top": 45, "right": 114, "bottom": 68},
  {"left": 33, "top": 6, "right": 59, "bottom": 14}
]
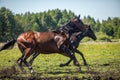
[{"left": 0, "top": 39, "right": 16, "bottom": 51}]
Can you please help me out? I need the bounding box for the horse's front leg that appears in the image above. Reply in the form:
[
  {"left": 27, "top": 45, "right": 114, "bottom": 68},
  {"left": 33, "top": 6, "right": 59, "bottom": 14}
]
[
  {"left": 17, "top": 55, "right": 25, "bottom": 72},
  {"left": 75, "top": 49, "right": 88, "bottom": 66},
  {"left": 59, "top": 58, "right": 72, "bottom": 67},
  {"left": 59, "top": 54, "right": 80, "bottom": 67},
  {"left": 60, "top": 49, "right": 88, "bottom": 66},
  {"left": 68, "top": 50, "right": 81, "bottom": 71},
  {"left": 60, "top": 47, "right": 81, "bottom": 70}
]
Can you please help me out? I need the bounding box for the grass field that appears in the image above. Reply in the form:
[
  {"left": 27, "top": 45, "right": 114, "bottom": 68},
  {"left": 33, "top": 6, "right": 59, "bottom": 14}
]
[{"left": 0, "top": 42, "right": 120, "bottom": 80}]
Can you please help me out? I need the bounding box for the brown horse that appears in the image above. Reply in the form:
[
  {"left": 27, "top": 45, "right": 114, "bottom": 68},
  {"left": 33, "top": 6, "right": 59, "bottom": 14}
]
[
  {"left": 29, "top": 25, "right": 96, "bottom": 68},
  {"left": 0, "top": 15, "right": 89, "bottom": 73}
]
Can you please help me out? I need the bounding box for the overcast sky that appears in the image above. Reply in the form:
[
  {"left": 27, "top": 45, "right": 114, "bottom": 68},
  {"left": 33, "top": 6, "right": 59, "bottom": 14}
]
[{"left": 0, "top": 0, "right": 120, "bottom": 21}]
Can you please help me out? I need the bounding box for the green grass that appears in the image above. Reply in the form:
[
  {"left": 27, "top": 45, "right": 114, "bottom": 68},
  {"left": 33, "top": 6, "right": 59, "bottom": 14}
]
[{"left": 0, "top": 42, "right": 120, "bottom": 79}]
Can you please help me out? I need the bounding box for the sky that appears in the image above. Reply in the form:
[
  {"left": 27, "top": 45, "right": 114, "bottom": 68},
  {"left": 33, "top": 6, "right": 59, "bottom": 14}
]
[{"left": 0, "top": 0, "right": 120, "bottom": 21}]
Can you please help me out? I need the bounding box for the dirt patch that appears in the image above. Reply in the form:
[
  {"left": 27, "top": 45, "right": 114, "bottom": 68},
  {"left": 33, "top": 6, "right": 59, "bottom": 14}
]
[
  {"left": 0, "top": 66, "right": 119, "bottom": 80},
  {"left": 0, "top": 65, "right": 18, "bottom": 78}
]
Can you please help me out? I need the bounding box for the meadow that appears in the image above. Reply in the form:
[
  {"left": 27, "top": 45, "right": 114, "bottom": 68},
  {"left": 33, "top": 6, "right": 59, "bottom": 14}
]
[{"left": 0, "top": 42, "right": 120, "bottom": 80}]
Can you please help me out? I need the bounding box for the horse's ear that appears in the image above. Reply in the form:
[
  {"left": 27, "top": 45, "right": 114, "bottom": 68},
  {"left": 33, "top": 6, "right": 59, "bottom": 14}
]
[
  {"left": 88, "top": 25, "right": 91, "bottom": 29},
  {"left": 89, "top": 25, "right": 90, "bottom": 28},
  {"left": 78, "top": 15, "right": 80, "bottom": 18}
]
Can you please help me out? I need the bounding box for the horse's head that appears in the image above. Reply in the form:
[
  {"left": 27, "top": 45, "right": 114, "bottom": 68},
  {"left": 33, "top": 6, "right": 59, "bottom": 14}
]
[
  {"left": 62, "top": 15, "right": 93, "bottom": 38},
  {"left": 82, "top": 26, "right": 97, "bottom": 40},
  {"left": 67, "top": 15, "right": 87, "bottom": 32}
]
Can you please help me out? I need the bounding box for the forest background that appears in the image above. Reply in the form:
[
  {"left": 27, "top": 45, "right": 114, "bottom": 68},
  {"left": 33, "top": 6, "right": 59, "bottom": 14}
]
[{"left": 0, "top": 7, "right": 120, "bottom": 42}]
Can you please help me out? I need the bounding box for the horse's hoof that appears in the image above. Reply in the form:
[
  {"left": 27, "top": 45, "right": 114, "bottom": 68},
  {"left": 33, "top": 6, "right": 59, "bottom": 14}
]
[
  {"left": 74, "top": 63, "right": 80, "bottom": 67},
  {"left": 30, "top": 70, "right": 35, "bottom": 74},
  {"left": 84, "top": 63, "right": 88, "bottom": 66},
  {"left": 76, "top": 67, "right": 81, "bottom": 73},
  {"left": 59, "top": 64, "right": 64, "bottom": 67},
  {"left": 59, "top": 63, "right": 69, "bottom": 67},
  {"left": 59, "top": 64, "right": 65, "bottom": 67}
]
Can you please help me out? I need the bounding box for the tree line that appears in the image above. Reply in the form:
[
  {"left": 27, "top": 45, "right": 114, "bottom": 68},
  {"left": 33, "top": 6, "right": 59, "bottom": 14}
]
[{"left": 0, "top": 7, "right": 120, "bottom": 42}]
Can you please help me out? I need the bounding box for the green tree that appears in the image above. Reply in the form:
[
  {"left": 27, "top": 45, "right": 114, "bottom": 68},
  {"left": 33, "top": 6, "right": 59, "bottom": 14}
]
[
  {"left": 0, "top": 7, "right": 23, "bottom": 42},
  {"left": 31, "top": 22, "right": 40, "bottom": 31},
  {"left": 83, "top": 15, "right": 96, "bottom": 32},
  {"left": 94, "top": 20, "right": 101, "bottom": 32},
  {"left": 111, "top": 17, "right": 120, "bottom": 37},
  {"left": 100, "top": 20, "right": 114, "bottom": 36},
  {"left": 62, "top": 9, "right": 69, "bottom": 23},
  {"left": 117, "top": 27, "right": 120, "bottom": 38}
]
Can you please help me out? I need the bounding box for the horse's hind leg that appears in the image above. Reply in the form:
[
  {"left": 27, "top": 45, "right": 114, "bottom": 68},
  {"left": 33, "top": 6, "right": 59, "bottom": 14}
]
[
  {"left": 22, "top": 48, "right": 35, "bottom": 73},
  {"left": 17, "top": 45, "right": 25, "bottom": 72},
  {"left": 29, "top": 51, "right": 39, "bottom": 66},
  {"left": 17, "top": 55, "right": 25, "bottom": 72},
  {"left": 23, "top": 56, "right": 34, "bottom": 73},
  {"left": 18, "top": 44, "right": 35, "bottom": 73}
]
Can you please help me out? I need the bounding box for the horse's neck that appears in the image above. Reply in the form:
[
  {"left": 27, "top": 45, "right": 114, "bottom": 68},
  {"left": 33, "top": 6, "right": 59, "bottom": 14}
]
[
  {"left": 76, "top": 33, "right": 84, "bottom": 42},
  {"left": 71, "top": 32, "right": 84, "bottom": 46}
]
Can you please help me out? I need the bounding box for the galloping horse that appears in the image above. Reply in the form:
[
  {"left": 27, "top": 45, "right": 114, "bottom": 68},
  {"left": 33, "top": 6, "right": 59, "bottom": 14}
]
[
  {"left": 59, "top": 26, "right": 96, "bottom": 67},
  {"left": 28, "top": 25, "right": 96, "bottom": 69},
  {"left": 0, "top": 15, "right": 88, "bottom": 73}
]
